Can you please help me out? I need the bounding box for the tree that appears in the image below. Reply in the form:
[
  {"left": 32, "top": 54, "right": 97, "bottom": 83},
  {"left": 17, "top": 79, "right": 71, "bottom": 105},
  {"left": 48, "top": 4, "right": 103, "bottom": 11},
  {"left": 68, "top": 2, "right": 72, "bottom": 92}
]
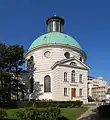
[
  {"left": 0, "top": 42, "right": 26, "bottom": 102},
  {"left": 0, "top": 42, "right": 7, "bottom": 88},
  {"left": 6, "top": 44, "right": 25, "bottom": 100}
]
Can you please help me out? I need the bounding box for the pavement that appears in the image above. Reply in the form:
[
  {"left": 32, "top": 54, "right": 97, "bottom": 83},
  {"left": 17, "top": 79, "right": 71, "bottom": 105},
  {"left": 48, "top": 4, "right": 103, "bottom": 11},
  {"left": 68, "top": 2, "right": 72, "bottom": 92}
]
[{"left": 77, "top": 106, "right": 97, "bottom": 120}]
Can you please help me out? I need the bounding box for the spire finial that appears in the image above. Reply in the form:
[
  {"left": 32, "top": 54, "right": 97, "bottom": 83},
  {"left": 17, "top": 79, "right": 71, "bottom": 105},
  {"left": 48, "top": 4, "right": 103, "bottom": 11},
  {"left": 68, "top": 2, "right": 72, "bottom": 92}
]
[{"left": 54, "top": 14, "right": 56, "bottom": 16}]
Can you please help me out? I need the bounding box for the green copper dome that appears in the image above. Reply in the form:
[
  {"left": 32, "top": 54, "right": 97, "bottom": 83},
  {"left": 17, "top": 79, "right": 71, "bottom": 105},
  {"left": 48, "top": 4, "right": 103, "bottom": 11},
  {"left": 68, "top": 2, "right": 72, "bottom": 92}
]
[{"left": 29, "top": 32, "right": 82, "bottom": 51}]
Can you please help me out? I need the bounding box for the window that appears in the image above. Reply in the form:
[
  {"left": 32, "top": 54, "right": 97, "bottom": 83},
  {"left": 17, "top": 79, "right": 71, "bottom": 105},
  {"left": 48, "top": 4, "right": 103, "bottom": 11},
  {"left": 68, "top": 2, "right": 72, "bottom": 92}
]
[
  {"left": 64, "top": 72, "right": 67, "bottom": 81},
  {"left": 27, "top": 56, "right": 34, "bottom": 71},
  {"left": 52, "top": 21, "right": 60, "bottom": 32},
  {"left": 79, "top": 74, "right": 83, "bottom": 83},
  {"left": 80, "top": 57, "right": 82, "bottom": 61},
  {"left": 48, "top": 22, "right": 53, "bottom": 32},
  {"left": 64, "top": 88, "right": 67, "bottom": 96},
  {"left": 44, "top": 51, "right": 51, "bottom": 58},
  {"left": 79, "top": 89, "right": 82, "bottom": 97},
  {"left": 70, "top": 62, "right": 77, "bottom": 66},
  {"left": 64, "top": 52, "right": 70, "bottom": 58},
  {"left": 30, "top": 77, "right": 34, "bottom": 93},
  {"left": 71, "top": 70, "right": 75, "bottom": 82},
  {"left": 44, "top": 75, "right": 51, "bottom": 92}
]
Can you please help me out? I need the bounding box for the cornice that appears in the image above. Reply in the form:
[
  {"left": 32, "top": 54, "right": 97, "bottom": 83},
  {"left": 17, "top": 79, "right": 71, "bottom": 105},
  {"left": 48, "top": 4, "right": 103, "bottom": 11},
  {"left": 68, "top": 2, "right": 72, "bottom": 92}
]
[
  {"left": 25, "top": 44, "right": 87, "bottom": 60},
  {"left": 58, "top": 64, "right": 88, "bottom": 70},
  {"left": 51, "top": 56, "right": 89, "bottom": 70}
]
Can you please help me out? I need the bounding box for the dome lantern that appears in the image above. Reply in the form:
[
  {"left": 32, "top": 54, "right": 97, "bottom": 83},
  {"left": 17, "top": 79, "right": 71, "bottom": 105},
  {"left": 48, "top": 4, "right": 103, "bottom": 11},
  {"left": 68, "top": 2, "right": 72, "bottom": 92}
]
[{"left": 46, "top": 15, "right": 64, "bottom": 33}]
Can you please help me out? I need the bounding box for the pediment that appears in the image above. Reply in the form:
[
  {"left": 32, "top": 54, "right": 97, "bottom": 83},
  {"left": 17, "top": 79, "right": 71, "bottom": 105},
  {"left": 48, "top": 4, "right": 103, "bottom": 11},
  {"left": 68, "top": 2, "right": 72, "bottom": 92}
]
[{"left": 51, "top": 57, "right": 89, "bottom": 70}]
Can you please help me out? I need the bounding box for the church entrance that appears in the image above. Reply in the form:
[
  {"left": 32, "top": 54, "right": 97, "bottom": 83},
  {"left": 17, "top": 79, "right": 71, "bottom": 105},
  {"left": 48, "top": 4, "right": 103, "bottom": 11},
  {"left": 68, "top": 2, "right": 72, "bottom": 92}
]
[{"left": 71, "top": 88, "right": 76, "bottom": 98}]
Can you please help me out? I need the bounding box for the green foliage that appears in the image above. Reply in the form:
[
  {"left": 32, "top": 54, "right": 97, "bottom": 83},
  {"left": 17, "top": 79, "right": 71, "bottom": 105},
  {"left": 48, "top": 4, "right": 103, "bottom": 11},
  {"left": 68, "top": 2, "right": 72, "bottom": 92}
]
[
  {"left": 17, "top": 100, "right": 83, "bottom": 108},
  {"left": 16, "top": 107, "right": 61, "bottom": 120},
  {"left": 0, "top": 109, "right": 7, "bottom": 119},
  {"left": 0, "top": 100, "right": 83, "bottom": 109},
  {"left": 0, "top": 42, "right": 26, "bottom": 102}
]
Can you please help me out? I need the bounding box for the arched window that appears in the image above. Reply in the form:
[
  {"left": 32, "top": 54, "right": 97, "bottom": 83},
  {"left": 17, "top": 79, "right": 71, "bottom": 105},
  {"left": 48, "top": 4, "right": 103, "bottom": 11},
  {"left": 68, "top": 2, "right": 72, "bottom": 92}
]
[
  {"left": 27, "top": 56, "right": 34, "bottom": 71},
  {"left": 80, "top": 57, "right": 82, "bottom": 61},
  {"left": 71, "top": 70, "right": 75, "bottom": 82},
  {"left": 30, "top": 77, "right": 34, "bottom": 93},
  {"left": 44, "top": 75, "right": 51, "bottom": 92},
  {"left": 70, "top": 62, "right": 77, "bottom": 66}
]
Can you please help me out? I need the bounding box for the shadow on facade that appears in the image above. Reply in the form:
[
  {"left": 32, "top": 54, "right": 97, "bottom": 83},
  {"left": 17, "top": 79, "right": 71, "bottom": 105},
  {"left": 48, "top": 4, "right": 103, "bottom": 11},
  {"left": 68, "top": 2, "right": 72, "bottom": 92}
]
[{"left": 28, "top": 81, "right": 43, "bottom": 100}]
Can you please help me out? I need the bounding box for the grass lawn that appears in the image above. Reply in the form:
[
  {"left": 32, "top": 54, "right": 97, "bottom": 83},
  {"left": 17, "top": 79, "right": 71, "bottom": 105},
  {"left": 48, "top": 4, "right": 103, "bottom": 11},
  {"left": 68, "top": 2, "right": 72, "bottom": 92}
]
[
  {"left": 61, "top": 107, "right": 88, "bottom": 120},
  {"left": 5, "top": 107, "right": 88, "bottom": 120},
  {"left": 6, "top": 108, "right": 25, "bottom": 120}
]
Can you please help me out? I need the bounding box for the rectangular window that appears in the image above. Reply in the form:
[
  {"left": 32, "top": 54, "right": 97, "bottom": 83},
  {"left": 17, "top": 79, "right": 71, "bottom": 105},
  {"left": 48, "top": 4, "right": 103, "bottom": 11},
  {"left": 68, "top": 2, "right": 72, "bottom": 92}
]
[
  {"left": 64, "top": 72, "right": 67, "bottom": 81},
  {"left": 79, "top": 74, "right": 82, "bottom": 83},
  {"left": 64, "top": 88, "right": 67, "bottom": 96},
  {"left": 79, "top": 89, "right": 82, "bottom": 97}
]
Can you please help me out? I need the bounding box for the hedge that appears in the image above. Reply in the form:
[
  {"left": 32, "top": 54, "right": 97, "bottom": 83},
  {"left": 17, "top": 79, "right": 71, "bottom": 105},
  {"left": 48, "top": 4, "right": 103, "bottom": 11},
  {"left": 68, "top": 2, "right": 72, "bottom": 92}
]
[
  {"left": 0, "top": 100, "right": 83, "bottom": 108},
  {"left": 18, "top": 100, "right": 83, "bottom": 108},
  {"left": 16, "top": 107, "right": 61, "bottom": 120}
]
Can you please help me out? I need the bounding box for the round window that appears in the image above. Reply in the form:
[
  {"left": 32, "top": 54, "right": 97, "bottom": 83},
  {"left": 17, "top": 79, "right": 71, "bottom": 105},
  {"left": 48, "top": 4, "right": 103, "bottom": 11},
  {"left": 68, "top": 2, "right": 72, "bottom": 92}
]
[
  {"left": 64, "top": 52, "right": 70, "bottom": 58},
  {"left": 70, "top": 62, "right": 77, "bottom": 66},
  {"left": 44, "top": 51, "right": 51, "bottom": 58}
]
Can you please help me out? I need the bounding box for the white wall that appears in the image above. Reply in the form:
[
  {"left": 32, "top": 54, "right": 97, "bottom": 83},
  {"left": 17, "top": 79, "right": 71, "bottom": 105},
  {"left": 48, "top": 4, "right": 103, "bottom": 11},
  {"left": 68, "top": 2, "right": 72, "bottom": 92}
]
[
  {"left": 52, "top": 66, "right": 88, "bottom": 103},
  {"left": 25, "top": 46, "right": 88, "bottom": 102},
  {"left": 26, "top": 46, "right": 85, "bottom": 72}
]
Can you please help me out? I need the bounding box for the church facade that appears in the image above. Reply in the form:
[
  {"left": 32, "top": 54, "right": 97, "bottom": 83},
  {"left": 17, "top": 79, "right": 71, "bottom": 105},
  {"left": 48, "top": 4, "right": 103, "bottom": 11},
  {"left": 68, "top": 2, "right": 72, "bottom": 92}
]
[{"left": 25, "top": 16, "right": 89, "bottom": 103}]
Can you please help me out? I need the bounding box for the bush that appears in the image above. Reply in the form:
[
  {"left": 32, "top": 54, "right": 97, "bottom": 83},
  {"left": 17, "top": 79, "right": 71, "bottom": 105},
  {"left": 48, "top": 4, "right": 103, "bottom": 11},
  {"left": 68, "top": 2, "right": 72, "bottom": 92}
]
[
  {"left": 0, "top": 109, "right": 7, "bottom": 119},
  {"left": 16, "top": 107, "right": 61, "bottom": 120},
  {"left": 0, "top": 100, "right": 83, "bottom": 108},
  {"left": 97, "top": 105, "right": 110, "bottom": 118},
  {"left": 17, "top": 100, "right": 83, "bottom": 108},
  {"left": 0, "top": 100, "right": 18, "bottom": 108}
]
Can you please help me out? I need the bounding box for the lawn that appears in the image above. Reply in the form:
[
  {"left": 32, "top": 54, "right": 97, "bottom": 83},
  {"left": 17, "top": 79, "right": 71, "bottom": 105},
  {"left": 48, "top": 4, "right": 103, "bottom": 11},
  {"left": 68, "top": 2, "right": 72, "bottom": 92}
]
[
  {"left": 5, "top": 107, "right": 88, "bottom": 120},
  {"left": 61, "top": 108, "right": 88, "bottom": 120}
]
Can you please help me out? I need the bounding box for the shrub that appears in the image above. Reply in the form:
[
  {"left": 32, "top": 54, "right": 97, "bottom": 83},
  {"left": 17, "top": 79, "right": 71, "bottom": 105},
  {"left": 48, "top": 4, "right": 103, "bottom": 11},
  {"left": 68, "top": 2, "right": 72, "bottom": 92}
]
[
  {"left": 17, "top": 100, "right": 83, "bottom": 108},
  {"left": 16, "top": 107, "right": 61, "bottom": 120},
  {"left": 0, "top": 100, "right": 18, "bottom": 108},
  {"left": 97, "top": 105, "right": 110, "bottom": 118},
  {"left": 0, "top": 109, "right": 7, "bottom": 119},
  {"left": 0, "top": 100, "right": 83, "bottom": 108}
]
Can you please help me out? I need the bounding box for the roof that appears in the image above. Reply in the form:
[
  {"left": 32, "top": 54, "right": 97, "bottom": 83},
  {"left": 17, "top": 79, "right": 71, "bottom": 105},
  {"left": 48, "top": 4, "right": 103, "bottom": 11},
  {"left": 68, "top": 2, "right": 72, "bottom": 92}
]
[
  {"left": 29, "top": 32, "right": 82, "bottom": 51},
  {"left": 51, "top": 56, "right": 89, "bottom": 70}
]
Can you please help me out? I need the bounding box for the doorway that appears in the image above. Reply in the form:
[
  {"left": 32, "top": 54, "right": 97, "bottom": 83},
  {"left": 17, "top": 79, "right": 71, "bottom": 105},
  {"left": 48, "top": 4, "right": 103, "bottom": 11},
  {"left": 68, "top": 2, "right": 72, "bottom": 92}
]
[{"left": 71, "top": 88, "right": 76, "bottom": 98}]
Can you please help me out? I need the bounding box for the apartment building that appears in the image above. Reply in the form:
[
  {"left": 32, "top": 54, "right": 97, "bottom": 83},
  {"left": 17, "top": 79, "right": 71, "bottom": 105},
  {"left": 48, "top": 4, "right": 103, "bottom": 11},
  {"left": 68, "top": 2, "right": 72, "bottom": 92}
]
[
  {"left": 88, "top": 76, "right": 109, "bottom": 100},
  {"left": 92, "top": 86, "right": 110, "bottom": 100}
]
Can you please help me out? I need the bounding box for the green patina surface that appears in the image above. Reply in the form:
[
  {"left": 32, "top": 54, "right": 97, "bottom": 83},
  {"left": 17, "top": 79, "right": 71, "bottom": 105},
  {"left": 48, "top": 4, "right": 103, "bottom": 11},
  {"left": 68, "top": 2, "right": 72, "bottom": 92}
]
[{"left": 29, "top": 32, "right": 82, "bottom": 51}]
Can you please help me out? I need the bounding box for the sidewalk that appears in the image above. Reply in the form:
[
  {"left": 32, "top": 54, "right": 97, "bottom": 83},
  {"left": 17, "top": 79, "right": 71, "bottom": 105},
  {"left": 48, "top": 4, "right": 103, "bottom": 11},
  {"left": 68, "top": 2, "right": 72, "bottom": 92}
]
[
  {"left": 77, "top": 105, "right": 110, "bottom": 120},
  {"left": 77, "top": 106, "right": 97, "bottom": 120}
]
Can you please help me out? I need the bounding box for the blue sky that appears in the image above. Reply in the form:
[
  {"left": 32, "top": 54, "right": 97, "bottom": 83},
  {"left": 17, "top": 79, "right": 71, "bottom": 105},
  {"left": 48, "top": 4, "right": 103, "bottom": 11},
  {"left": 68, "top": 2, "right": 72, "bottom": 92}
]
[{"left": 0, "top": 0, "right": 110, "bottom": 84}]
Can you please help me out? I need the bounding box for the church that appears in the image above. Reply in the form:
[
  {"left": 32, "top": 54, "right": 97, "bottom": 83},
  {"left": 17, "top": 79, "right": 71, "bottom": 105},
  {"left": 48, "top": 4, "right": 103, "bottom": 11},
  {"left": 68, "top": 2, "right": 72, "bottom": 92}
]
[{"left": 25, "top": 15, "right": 89, "bottom": 103}]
